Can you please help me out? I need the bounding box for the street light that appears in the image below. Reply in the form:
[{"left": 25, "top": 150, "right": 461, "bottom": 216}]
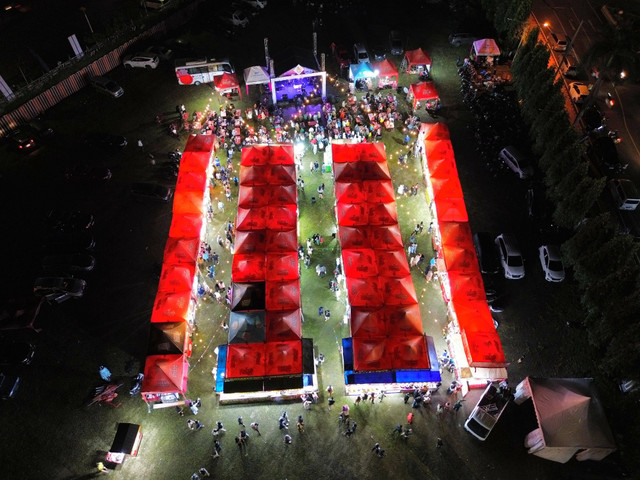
[{"left": 80, "top": 7, "right": 94, "bottom": 34}]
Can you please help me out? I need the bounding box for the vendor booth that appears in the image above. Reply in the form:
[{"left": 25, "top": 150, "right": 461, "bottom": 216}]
[
  {"left": 470, "top": 38, "right": 500, "bottom": 64},
  {"left": 373, "top": 59, "right": 398, "bottom": 90},
  {"left": 270, "top": 64, "right": 327, "bottom": 104},
  {"left": 243, "top": 65, "right": 271, "bottom": 96},
  {"left": 348, "top": 62, "right": 377, "bottom": 92},
  {"left": 106, "top": 423, "right": 142, "bottom": 464},
  {"left": 514, "top": 377, "right": 616, "bottom": 463},
  {"left": 141, "top": 354, "right": 189, "bottom": 411},
  {"left": 214, "top": 72, "right": 242, "bottom": 98},
  {"left": 402, "top": 48, "right": 432, "bottom": 74},
  {"left": 407, "top": 81, "right": 440, "bottom": 110}
]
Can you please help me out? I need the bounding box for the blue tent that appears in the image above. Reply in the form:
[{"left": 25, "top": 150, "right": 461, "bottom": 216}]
[{"left": 349, "top": 62, "right": 377, "bottom": 81}]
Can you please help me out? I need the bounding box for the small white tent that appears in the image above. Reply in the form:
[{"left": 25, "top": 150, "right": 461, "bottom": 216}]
[
  {"left": 243, "top": 66, "right": 271, "bottom": 95},
  {"left": 471, "top": 38, "right": 500, "bottom": 60},
  {"left": 514, "top": 377, "right": 616, "bottom": 463}
]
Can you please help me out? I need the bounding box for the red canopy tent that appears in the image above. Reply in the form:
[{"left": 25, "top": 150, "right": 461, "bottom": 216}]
[
  {"left": 266, "top": 341, "right": 303, "bottom": 376},
  {"left": 403, "top": 48, "right": 432, "bottom": 72},
  {"left": 338, "top": 226, "right": 370, "bottom": 249},
  {"left": 231, "top": 282, "right": 266, "bottom": 311},
  {"left": 408, "top": 81, "right": 439, "bottom": 109},
  {"left": 375, "top": 250, "right": 411, "bottom": 278},
  {"left": 373, "top": 59, "right": 399, "bottom": 89},
  {"left": 447, "top": 271, "right": 486, "bottom": 304},
  {"left": 239, "top": 165, "right": 269, "bottom": 185},
  {"left": 380, "top": 276, "right": 418, "bottom": 306},
  {"left": 266, "top": 309, "right": 302, "bottom": 342},
  {"left": 232, "top": 253, "right": 266, "bottom": 282},
  {"left": 353, "top": 337, "right": 392, "bottom": 371},
  {"left": 441, "top": 245, "right": 478, "bottom": 274},
  {"left": 241, "top": 145, "right": 270, "bottom": 166},
  {"left": 214, "top": 72, "right": 242, "bottom": 97},
  {"left": 461, "top": 328, "right": 507, "bottom": 367},
  {"left": 439, "top": 221, "right": 473, "bottom": 249},
  {"left": 332, "top": 142, "right": 386, "bottom": 163},
  {"left": 434, "top": 196, "right": 468, "bottom": 222},
  {"left": 431, "top": 176, "right": 465, "bottom": 203},
  {"left": 342, "top": 249, "right": 378, "bottom": 278},
  {"left": 172, "top": 189, "right": 205, "bottom": 215},
  {"left": 163, "top": 236, "right": 200, "bottom": 265},
  {"left": 234, "top": 230, "right": 267, "bottom": 254},
  {"left": 157, "top": 263, "right": 196, "bottom": 294},
  {"left": 268, "top": 184, "right": 297, "bottom": 205},
  {"left": 150, "top": 290, "right": 195, "bottom": 324},
  {"left": 265, "top": 280, "right": 301, "bottom": 311},
  {"left": 176, "top": 170, "right": 208, "bottom": 192},
  {"left": 384, "top": 304, "right": 423, "bottom": 337},
  {"left": 184, "top": 134, "right": 215, "bottom": 152},
  {"left": 269, "top": 144, "right": 295, "bottom": 165},
  {"left": 368, "top": 225, "right": 404, "bottom": 250},
  {"left": 335, "top": 182, "right": 365, "bottom": 204},
  {"left": 228, "top": 310, "right": 266, "bottom": 344},
  {"left": 336, "top": 203, "right": 367, "bottom": 226},
  {"left": 238, "top": 185, "right": 270, "bottom": 208},
  {"left": 169, "top": 213, "right": 204, "bottom": 239},
  {"left": 266, "top": 252, "right": 300, "bottom": 280},
  {"left": 424, "top": 139, "right": 455, "bottom": 164},
  {"left": 265, "top": 229, "right": 298, "bottom": 253},
  {"left": 421, "top": 122, "right": 450, "bottom": 141},
  {"left": 363, "top": 180, "right": 395, "bottom": 203},
  {"left": 368, "top": 202, "right": 398, "bottom": 226},
  {"left": 142, "top": 354, "right": 189, "bottom": 394},
  {"left": 148, "top": 322, "right": 192, "bottom": 357},
  {"left": 236, "top": 207, "right": 267, "bottom": 231},
  {"left": 350, "top": 307, "right": 387, "bottom": 338},
  {"left": 266, "top": 164, "right": 297, "bottom": 185},
  {"left": 428, "top": 156, "right": 459, "bottom": 180},
  {"left": 334, "top": 161, "right": 391, "bottom": 182},
  {"left": 390, "top": 335, "right": 430, "bottom": 369},
  {"left": 265, "top": 205, "right": 297, "bottom": 231},
  {"left": 225, "top": 343, "right": 266, "bottom": 378},
  {"left": 345, "top": 276, "right": 383, "bottom": 307},
  {"left": 450, "top": 298, "right": 496, "bottom": 332},
  {"left": 179, "top": 151, "right": 211, "bottom": 173}
]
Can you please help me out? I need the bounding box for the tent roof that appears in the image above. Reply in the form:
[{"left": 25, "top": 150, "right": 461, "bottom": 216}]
[
  {"left": 343, "top": 249, "right": 378, "bottom": 278},
  {"left": 142, "top": 354, "right": 189, "bottom": 394},
  {"left": 241, "top": 144, "right": 294, "bottom": 166},
  {"left": 431, "top": 176, "right": 464, "bottom": 201},
  {"left": 367, "top": 202, "right": 398, "bottom": 226},
  {"left": 350, "top": 307, "right": 387, "bottom": 338},
  {"left": 332, "top": 142, "right": 386, "bottom": 163},
  {"left": 169, "top": 213, "right": 204, "bottom": 239},
  {"left": 346, "top": 276, "right": 383, "bottom": 307},
  {"left": 442, "top": 244, "right": 478, "bottom": 273},
  {"left": 231, "top": 282, "right": 266, "bottom": 311},
  {"left": 179, "top": 151, "right": 211, "bottom": 173},
  {"left": 389, "top": 335, "right": 430, "bottom": 369},
  {"left": 363, "top": 180, "right": 395, "bottom": 203},
  {"left": 336, "top": 203, "right": 367, "bottom": 227},
  {"left": 448, "top": 271, "right": 486, "bottom": 303},
  {"left": 353, "top": 337, "right": 392, "bottom": 371},
  {"left": 338, "top": 226, "right": 370, "bottom": 249},
  {"left": 236, "top": 206, "right": 267, "bottom": 231},
  {"left": 410, "top": 81, "right": 439, "bottom": 101},
  {"left": 151, "top": 290, "right": 194, "bottom": 324},
  {"left": 266, "top": 309, "right": 302, "bottom": 342},
  {"left": 421, "top": 122, "right": 450, "bottom": 140},
  {"left": 172, "top": 189, "right": 205, "bottom": 215},
  {"left": 184, "top": 134, "right": 214, "bottom": 152},
  {"left": 434, "top": 196, "right": 468, "bottom": 222},
  {"left": 266, "top": 229, "right": 298, "bottom": 253},
  {"left": 349, "top": 62, "right": 377, "bottom": 80},
  {"left": 266, "top": 340, "right": 303, "bottom": 375},
  {"left": 450, "top": 298, "right": 495, "bottom": 332},
  {"left": 279, "top": 64, "right": 317, "bottom": 77},
  {"left": 385, "top": 304, "right": 423, "bottom": 337},
  {"left": 176, "top": 169, "right": 207, "bottom": 192},
  {"left": 335, "top": 182, "right": 365, "bottom": 204},
  {"left": 163, "top": 236, "right": 200, "bottom": 265},
  {"left": 225, "top": 343, "right": 266, "bottom": 378},
  {"left": 526, "top": 377, "right": 616, "bottom": 449},
  {"left": 375, "top": 249, "right": 410, "bottom": 278},
  {"left": 238, "top": 185, "right": 270, "bottom": 208},
  {"left": 265, "top": 279, "right": 301, "bottom": 311},
  {"left": 214, "top": 72, "right": 240, "bottom": 90},
  {"left": 404, "top": 48, "right": 432, "bottom": 67},
  {"left": 234, "top": 229, "right": 267, "bottom": 254},
  {"left": 228, "top": 310, "right": 266, "bottom": 344},
  {"left": 266, "top": 251, "right": 300, "bottom": 281},
  {"left": 243, "top": 65, "right": 270, "bottom": 85},
  {"left": 373, "top": 59, "right": 399, "bottom": 78},
  {"left": 157, "top": 263, "right": 195, "bottom": 293},
  {"left": 461, "top": 328, "right": 507, "bottom": 367},
  {"left": 439, "top": 221, "right": 473, "bottom": 249},
  {"left": 380, "top": 276, "right": 418, "bottom": 306},
  {"left": 424, "top": 139, "right": 455, "bottom": 165},
  {"left": 472, "top": 38, "right": 500, "bottom": 57},
  {"left": 268, "top": 184, "right": 297, "bottom": 205},
  {"left": 232, "top": 253, "right": 266, "bottom": 282},
  {"left": 265, "top": 204, "right": 297, "bottom": 231},
  {"left": 148, "top": 321, "right": 190, "bottom": 356},
  {"left": 368, "top": 225, "right": 404, "bottom": 250},
  {"left": 334, "top": 161, "right": 391, "bottom": 182}
]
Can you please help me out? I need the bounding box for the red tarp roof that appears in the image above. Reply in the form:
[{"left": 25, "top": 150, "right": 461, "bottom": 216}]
[
  {"left": 236, "top": 207, "right": 268, "bottom": 231},
  {"left": 238, "top": 185, "right": 270, "bottom": 208},
  {"left": 173, "top": 189, "right": 205, "bottom": 215},
  {"left": 232, "top": 253, "right": 266, "bottom": 282},
  {"left": 334, "top": 161, "right": 391, "bottom": 182},
  {"left": 368, "top": 225, "right": 404, "bottom": 250},
  {"left": 421, "top": 122, "right": 450, "bottom": 141},
  {"left": 441, "top": 245, "right": 478, "bottom": 273},
  {"left": 335, "top": 182, "right": 365, "bottom": 204},
  {"left": 450, "top": 298, "right": 496, "bottom": 332},
  {"left": 350, "top": 307, "right": 387, "bottom": 338},
  {"left": 410, "top": 81, "right": 439, "bottom": 102},
  {"left": 142, "top": 354, "right": 189, "bottom": 394},
  {"left": 169, "top": 213, "right": 204, "bottom": 239},
  {"left": 148, "top": 321, "right": 192, "bottom": 356},
  {"left": 424, "top": 139, "right": 455, "bottom": 164},
  {"left": 179, "top": 151, "right": 211, "bottom": 173},
  {"left": 266, "top": 309, "right": 302, "bottom": 342},
  {"left": 184, "top": 134, "right": 214, "bottom": 152},
  {"left": 375, "top": 250, "right": 411, "bottom": 278},
  {"left": 234, "top": 229, "right": 267, "bottom": 254},
  {"left": 157, "top": 263, "right": 195, "bottom": 293},
  {"left": 385, "top": 304, "right": 423, "bottom": 337},
  {"left": 240, "top": 164, "right": 297, "bottom": 185},
  {"left": 332, "top": 142, "right": 386, "bottom": 163},
  {"left": 367, "top": 202, "right": 398, "bottom": 225},
  {"left": 353, "top": 337, "right": 392, "bottom": 371},
  {"left": 342, "top": 249, "right": 378, "bottom": 278},
  {"left": 266, "top": 205, "right": 297, "bottom": 231},
  {"left": 431, "top": 176, "right": 465, "bottom": 200},
  {"left": 265, "top": 280, "right": 301, "bottom": 311},
  {"left": 373, "top": 59, "right": 399, "bottom": 79},
  {"left": 151, "top": 290, "right": 195, "bottom": 324},
  {"left": 163, "top": 236, "right": 200, "bottom": 265},
  {"left": 363, "top": 180, "right": 395, "bottom": 203},
  {"left": 448, "top": 271, "right": 487, "bottom": 303},
  {"left": 226, "top": 343, "right": 266, "bottom": 378},
  {"left": 336, "top": 203, "right": 367, "bottom": 226},
  {"left": 461, "top": 328, "right": 506, "bottom": 367},
  {"left": 268, "top": 184, "right": 297, "bottom": 205},
  {"left": 434, "top": 196, "right": 468, "bottom": 222},
  {"left": 214, "top": 72, "right": 240, "bottom": 91},
  {"left": 266, "top": 252, "right": 300, "bottom": 281},
  {"left": 404, "top": 48, "right": 432, "bottom": 67},
  {"left": 439, "top": 221, "right": 474, "bottom": 250},
  {"left": 345, "top": 276, "right": 383, "bottom": 307},
  {"left": 338, "top": 226, "right": 370, "bottom": 249},
  {"left": 266, "top": 229, "right": 298, "bottom": 252},
  {"left": 390, "top": 335, "right": 430, "bottom": 369},
  {"left": 428, "top": 156, "right": 459, "bottom": 180},
  {"left": 241, "top": 144, "right": 294, "bottom": 166},
  {"left": 176, "top": 169, "right": 207, "bottom": 192},
  {"left": 266, "top": 340, "right": 303, "bottom": 375},
  {"left": 380, "top": 276, "right": 418, "bottom": 306}
]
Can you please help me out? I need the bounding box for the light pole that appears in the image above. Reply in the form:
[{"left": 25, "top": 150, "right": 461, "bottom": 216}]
[{"left": 80, "top": 7, "right": 94, "bottom": 34}]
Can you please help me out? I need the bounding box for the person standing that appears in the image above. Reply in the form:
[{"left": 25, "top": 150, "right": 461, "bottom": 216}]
[
  {"left": 437, "top": 437, "right": 443, "bottom": 448},
  {"left": 250, "top": 422, "right": 261, "bottom": 436},
  {"left": 198, "top": 467, "right": 211, "bottom": 477},
  {"left": 212, "top": 440, "right": 222, "bottom": 458},
  {"left": 284, "top": 434, "right": 292, "bottom": 444},
  {"left": 238, "top": 416, "right": 245, "bottom": 428}
]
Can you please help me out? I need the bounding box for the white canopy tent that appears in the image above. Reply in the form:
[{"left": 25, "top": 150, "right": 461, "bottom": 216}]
[
  {"left": 514, "top": 377, "right": 616, "bottom": 464},
  {"left": 471, "top": 38, "right": 500, "bottom": 61},
  {"left": 243, "top": 66, "right": 271, "bottom": 95}
]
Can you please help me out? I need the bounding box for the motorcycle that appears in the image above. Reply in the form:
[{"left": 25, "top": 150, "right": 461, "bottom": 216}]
[{"left": 605, "top": 92, "right": 615, "bottom": 108}]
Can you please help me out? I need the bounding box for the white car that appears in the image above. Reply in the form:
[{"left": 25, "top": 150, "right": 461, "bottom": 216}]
[
  {"left": 495, "top": 234, "right": 525, "bottom": 279},
  {"left": 568, "top": 82, "right": 589, "bottom": 104},
  {"left": 123, "top": 54, "right": 159, "bottom": 69},
  {"left": 549, "top": 32, "right": 568, "bottom": 52},
  {"left": 538, "top": 245, "right": 565, "bottom": 282}
]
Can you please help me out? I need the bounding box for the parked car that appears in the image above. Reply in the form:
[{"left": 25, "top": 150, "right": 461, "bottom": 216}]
[
  {"left": 582, "top": 104, "right": 606, "bottom": 134},
  {"left": 46, "top": 209, "right": 94, "bottom": 232},
  {"left": 389, "top": 30, "right": 404, "bottom": 55},
  {"left": 619, "top": 380, "right": 638, "bottom": 394},
  {"left": 42, "top": 253, "right": 96, "bottom": 273},
  {"left": 123, "top": 53, "right": 159, "bottom": 69},
  {"left": 131, "top": 182, "right": 173, "bottom": 202},
  {"left": 448, "top": 32, "right": 476, "bottom": 47},
  {"left": 0, "top": 338, "right": 35, "bottom": 366},
  {"left": 89, "top": 76, "right": 124, "bottom": 98},
  {"left": 538, "top": 245, "right": 565, "bottom": 282},
  {"left": 27, "top": 117, "right": 54, "bottom": 137},
  {"left": 334, "top": 45, "right": 350, "bottom": 70},
  {"left": 473, "top": 232, "right": 500, "bottom": 274},
  {"left": 219, "top": 9, "right": 249, "bottom": 27},
  {"left": 370, "top": 43, "right": 386, "bottom": 61},
  {"left": 590, "top": 135, "right": 627, "bottom": 174},
  {"left": 549, "top": 32, "right": 568, "bottom": 52},
  {"left": 65, "top": 164, "right": 112, "bottom": 183},
  {"left": 495, "top": 234, "right": 525, "bottom": 279},
  {"left": 568, "top": 82, "right": 589, "bottom": 104},
  {"left": 560, "top": 59, "right": 580, "bottom": 79},
  {"left": 353, "top": 43, "right": 370, "bottom": 64},
  {"left": 0, "top": 373, "right": 20, "bottom": 399},
  {"left": 143, "top": 45, "right": 173, "bottom": 61},
  {"left": 42, "top": 230, "right": 95, "bottom": 252},
  {"left": 498, "top": 146, "right": 533, "bottom": 179},
  {"left": 34, "top": 277, "right": 87, "bottom": 303},
  {"left": 84, "top": 132, "right": 128, "bottom": 149},
  {"left": 7, "top": 128, "right": 38, "bottom": 152}
]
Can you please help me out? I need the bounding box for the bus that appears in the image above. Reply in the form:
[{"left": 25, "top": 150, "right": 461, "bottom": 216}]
[{"left": 174, "top": 59, "right": 235, "bottom": 86}]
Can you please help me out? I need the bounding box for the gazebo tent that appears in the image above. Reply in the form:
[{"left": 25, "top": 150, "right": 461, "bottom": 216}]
[
  {"left": 270, "top": 63, "right": 327, "bottom": 104},
  {"left": 514, "top": 377, "right": 616, "bottom": 463},
  {"left": 265, "top": 279, "right": 301, "bottom": 311},
  {"left": 335, "top": 182, "right": 366, "bottom": 204},
  {"left": 234, "top": 230, "right": 267, "bottom": 254},
  {"left": 402, "top": 48, "right": 432, "bottom": 73},
  {"left": 214, "top": 72, "right": 242, "bottom": 97},
  {"left": 231, "top": 282, "right": 266, "bottom": 311},
  {"left": 421, "top": 122, "right": 450, "bottom": 140},
  {"left": 373, "top": 59, "right": 399, "bottom": 89},
  {"left": 368, "top": 225, "right": 404, "bottom": 250},
  {"left": 232, "top": 253, "right": 266, "bottom": 282},
  {"left": 225, "top": 343, "right": 266, "bottom": 379},
  {"left": 150, "top": 290, "right": 196, "bottom": 325},
  {"left": 332, "top": 142, "right": 386, "bottom": 163},
  {"left": 243, "top": 65, "right": 271, "bottom": 95},
  {"left": 265, "top": 340, "right": 303, "bottom": 376},
  {"left": 228, "top": 310, "right": 266, "bottom": 344},
  {"left": 163, "top": 236, "right": 200, "bottom": 266},
  {"left": 266, "top": 252, "right": 299, "bottom": 280},
  {"left": 157, "top": 263, "right": 196, "bottom": 294},
  {"left": 471, "top": 38, "right": 500, "bottom": 60},
  {"left": 350, "top": 307, "right": 387, "bottom": 338},
  {"left": 342, "top": 249, "right": 378, "bottom": 278},
  {"left": 348, "top": 62, "right": 377, "bottom": 82},
  {"left": 169, "top": 213, "right": 204, "bottom": 239},
  {"left": 408, "top": 81, "right": 440, "bottom": 109},
  {"left": 265, "top": 309, "right": 302, "bottom": 342},
  {"left": 141, "top": 354, "right": 189, "bottom": 395},
  {"left": 148, "top": 322, "right": 192, "bottom": 356},
  {"left": 265, "top": 229, "right": 297, "bottom": 252}
]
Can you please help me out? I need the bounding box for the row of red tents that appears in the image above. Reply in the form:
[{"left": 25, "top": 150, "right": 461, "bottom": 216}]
[
  {"left": 421, "top": 123, "right": 506, "bottom": 368},
  {"left": 141, "top": 135, "right": 216, "bottom": 405},
  {"left": 333, "top": 143, "right": 432, "bottom": 372},
  {"left": 225, "top": 145, "right": 305, "bottom": 379}
]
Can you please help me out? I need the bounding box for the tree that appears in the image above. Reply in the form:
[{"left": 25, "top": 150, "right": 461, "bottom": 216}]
[
  {"left": 552, "top": 170, "right": 604, "bottom": 229},
  {"left": 562, "top": 213, "right": 617, "bottom": 269}
]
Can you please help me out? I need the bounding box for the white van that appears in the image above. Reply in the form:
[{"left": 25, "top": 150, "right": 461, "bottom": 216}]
[
  {"left": 609, "top": 179, "right": 640, "bottom": 211},
  {"left": 353, "top": 43, "right": 370, "bottom": 64},
  {"left": 498, "top": 146, "right": 533, "bottom": 179}
]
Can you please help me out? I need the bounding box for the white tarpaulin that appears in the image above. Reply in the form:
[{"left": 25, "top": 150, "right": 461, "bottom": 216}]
[{"left": 471, "top": 38, "right": 500, "bottom": 57}]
